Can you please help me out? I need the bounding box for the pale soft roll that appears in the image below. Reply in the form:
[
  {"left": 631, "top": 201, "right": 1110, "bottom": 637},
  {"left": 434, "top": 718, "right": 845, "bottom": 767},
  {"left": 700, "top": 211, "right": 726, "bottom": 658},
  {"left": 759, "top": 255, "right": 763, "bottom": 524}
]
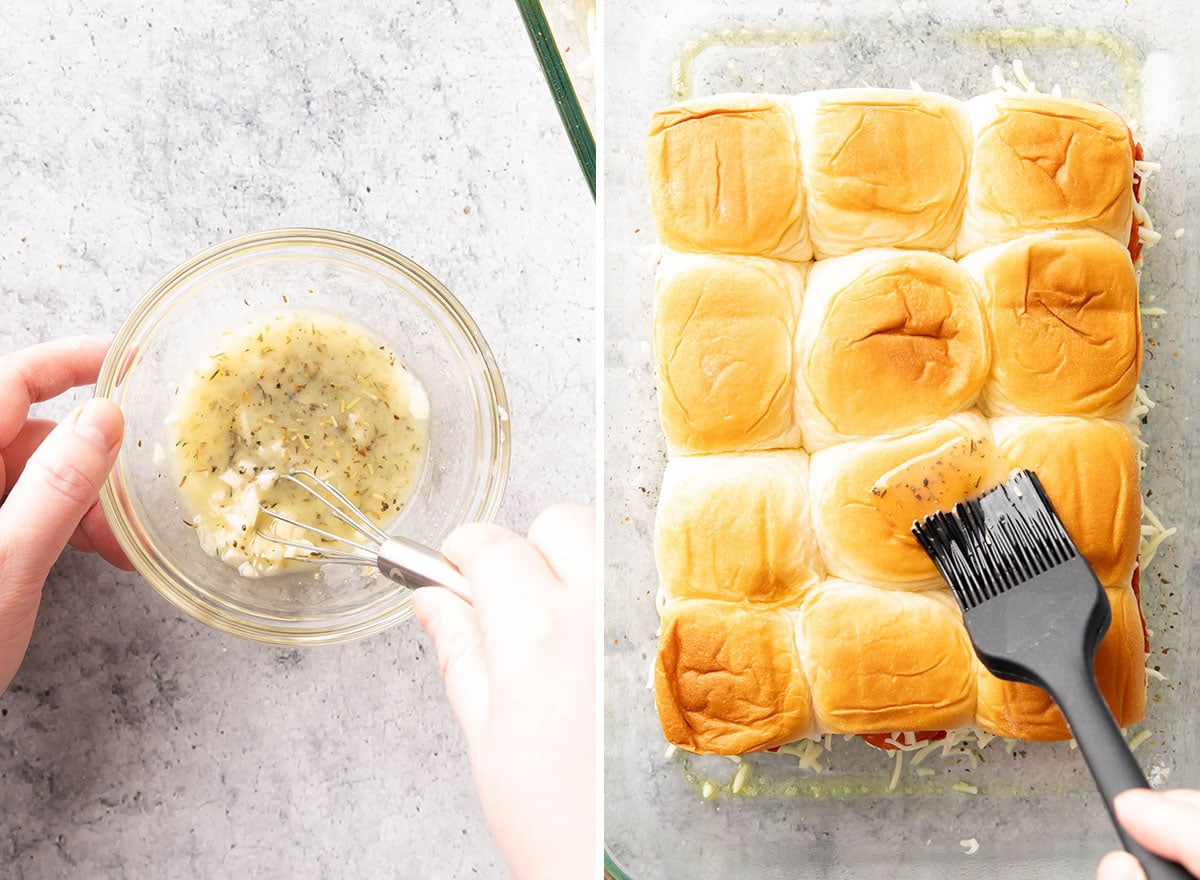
[
  {"left": 791, "top": 88, "right": 971, "bottom": 258},
  {"left": 647, "top": 94, "right": 812, "bottom": 261},
  {"left": 957, "top": 92, "right": 1135, "bottom": 256},
  {"left": 654, "top": 451, "right": 824, "bottom": 605},
  {"left": 795, "top": 249, "right": 989, "bottom": 449},
  {"left": 991, "top": 416, "right": 1141, "bottom": 587},
  {"left": 808, "top": 412, "right": 1004, "bottom": 587},
  {"left": 797, "top": 579, "right": 977, "bottom": 735},
  {"left": 974, "top": 585, "right": 1147, "bottom": 740},
  {"left": 655, "top": 599, "right": 813, "bottom": 754},
  {"left": 653, "top": 252, "right": 805, "bottom": 454}
]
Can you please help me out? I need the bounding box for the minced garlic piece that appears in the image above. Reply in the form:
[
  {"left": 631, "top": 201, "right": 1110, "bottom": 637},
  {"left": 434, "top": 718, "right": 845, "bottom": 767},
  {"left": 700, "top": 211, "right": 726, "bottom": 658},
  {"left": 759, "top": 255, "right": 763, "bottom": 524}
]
[{"left": 166, "top": 308, "right": 429, "bottom": 576}]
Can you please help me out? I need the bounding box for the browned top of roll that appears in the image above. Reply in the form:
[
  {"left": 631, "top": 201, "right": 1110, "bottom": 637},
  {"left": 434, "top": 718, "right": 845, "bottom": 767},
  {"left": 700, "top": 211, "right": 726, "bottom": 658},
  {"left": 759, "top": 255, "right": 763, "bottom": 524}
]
[
  {"left": 647, "top": 95, "right": 809, "bottom": 260},
  {"left": 798, "top": 580, "right": 976, "bottom": 734},
  {"left": 809, "top": 413, "right": 1005, "bottom": 585},
  {"left": 798, "top": 89, "right": 970, "bottom": 256},
  {"left": 799, "top": 250, "right": 988, "bottom": 445},
  {"left": 992, "top": 416, "right": 1141, "bottom": 586},
  {"left": 654, "top": 451, "right": 823, "bottom": 605},
  {"left": 655, "top": 599, "right": 811, "bottom": 754},
  {"left": 961, "top": 93, "right": 1134, "bottom": 252},
  {"left": 962, "top": 230, "right": 1141, "bottom": 417}
]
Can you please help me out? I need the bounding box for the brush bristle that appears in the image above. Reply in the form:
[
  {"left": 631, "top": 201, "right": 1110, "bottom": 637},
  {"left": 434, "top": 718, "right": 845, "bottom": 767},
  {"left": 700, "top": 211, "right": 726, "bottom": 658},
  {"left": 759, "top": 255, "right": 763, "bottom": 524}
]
[{"left": 912, "top": 470, "right": 1078, "bottom": 610}]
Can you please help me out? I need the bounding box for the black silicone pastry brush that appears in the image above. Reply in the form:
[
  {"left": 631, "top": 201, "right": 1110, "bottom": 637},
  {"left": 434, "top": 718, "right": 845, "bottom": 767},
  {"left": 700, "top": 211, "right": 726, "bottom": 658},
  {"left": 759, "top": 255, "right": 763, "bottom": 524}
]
[{"left": 912, "top": 470, "right": 1190, "bottom": 880}]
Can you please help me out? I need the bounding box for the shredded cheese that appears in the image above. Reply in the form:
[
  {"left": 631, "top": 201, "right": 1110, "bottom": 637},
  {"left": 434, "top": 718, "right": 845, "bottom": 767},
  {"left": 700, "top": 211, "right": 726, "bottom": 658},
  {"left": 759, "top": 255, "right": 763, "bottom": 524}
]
[
  {"left": 1139, "top": 227, "right": 1163, "bottom": 247},
  {"left": 1128, "top": 730, "right": 1153, "bottom": 753},
  {"left": 910, "top": 741, "right": 943, "bottom": 767},
  {"left": 888, "top": 750, "right": 904, "bottom": 792},
  {"left": 799, "top": 740, "right": 825, "bottom": 772},
  {"left": 732, "top": 762, "right": 750, "bottom": 794}
]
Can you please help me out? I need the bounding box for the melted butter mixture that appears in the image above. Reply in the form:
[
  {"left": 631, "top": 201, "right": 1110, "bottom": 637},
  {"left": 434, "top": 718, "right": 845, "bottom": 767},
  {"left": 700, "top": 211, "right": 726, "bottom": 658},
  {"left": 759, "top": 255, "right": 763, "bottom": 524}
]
[{"left": 166, "top": 308, "right": 429, "bottom": 576}]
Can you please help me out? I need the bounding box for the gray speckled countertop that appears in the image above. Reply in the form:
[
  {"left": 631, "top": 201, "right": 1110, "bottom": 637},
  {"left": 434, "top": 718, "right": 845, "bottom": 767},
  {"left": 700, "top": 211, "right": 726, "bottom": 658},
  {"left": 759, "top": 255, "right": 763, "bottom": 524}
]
[{"left": 0, "top": 2, "right": 594, "bottom": 877}]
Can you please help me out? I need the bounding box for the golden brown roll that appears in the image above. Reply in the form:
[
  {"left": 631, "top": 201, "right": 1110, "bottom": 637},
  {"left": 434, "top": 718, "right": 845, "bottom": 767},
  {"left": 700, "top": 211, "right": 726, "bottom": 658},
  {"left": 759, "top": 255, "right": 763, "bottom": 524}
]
[
  {"left": 991, "top": 416, "right": 1141, "bottom": 587},
  {"left": 960, "top": 230, "right": 1142, "bottom": 418},
  {"left": 654, "top": 451, "right": 824, "bottom": 605},
  {"left": 655, "top": 600, "right": 812, "bottom": 754},
  {"left": 808, "top": 412, "right": 1005, "bottom": 586},
  {"left": 792, "top": 88, "right": 971, "bottom": 258},
  {"left": 798, "top": 579, "right": 977, "bottom": 734},
  {"left": 647, "top": 94, "right": 812, "bottom": 261},
  {"left": 975, "top": 585, "right": 1147, "bottom": 740},
  {"left": 958, "top": 92, "right": 1135, "bottom": 256},
  {"left": 653, "top": 252, "right": 805, "bottom": 454},
  {"left": 795, "top": 249, "right": 989, "bottom": 449}
]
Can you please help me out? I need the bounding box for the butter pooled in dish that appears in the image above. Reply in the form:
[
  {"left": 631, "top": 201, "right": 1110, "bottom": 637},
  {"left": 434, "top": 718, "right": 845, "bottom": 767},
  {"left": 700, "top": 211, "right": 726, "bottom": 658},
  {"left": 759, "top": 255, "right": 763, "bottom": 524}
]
[{"left": 167, "top": 309, "right": 429, "bottom": 577}]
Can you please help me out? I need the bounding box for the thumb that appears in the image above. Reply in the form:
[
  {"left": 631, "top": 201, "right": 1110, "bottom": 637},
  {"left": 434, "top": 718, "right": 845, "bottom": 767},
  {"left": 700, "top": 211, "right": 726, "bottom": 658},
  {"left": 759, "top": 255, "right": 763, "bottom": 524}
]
[
  {"left": 0, "top": 399, "right": 123, "bottom": 635},
  {"left": 1096, "top": 851, "right": 1146, "bottom": 880}
]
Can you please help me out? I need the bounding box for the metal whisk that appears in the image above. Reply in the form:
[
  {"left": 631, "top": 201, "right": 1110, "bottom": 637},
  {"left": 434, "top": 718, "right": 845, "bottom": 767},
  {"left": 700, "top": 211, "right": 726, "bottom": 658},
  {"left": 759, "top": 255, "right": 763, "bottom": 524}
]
[{"left": 255, "top": 470, "right": 471, "bottom": 604}]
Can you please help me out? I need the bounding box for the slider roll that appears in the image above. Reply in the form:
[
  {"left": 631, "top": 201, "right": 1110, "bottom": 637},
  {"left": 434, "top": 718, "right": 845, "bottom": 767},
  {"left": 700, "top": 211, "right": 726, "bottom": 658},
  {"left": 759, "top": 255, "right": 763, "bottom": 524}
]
[
  {"left": 958, "top": 92, "right": 1135, "bottom": 256},
  {"left": 655, "top": 600, "right": 813, "bottom": 754},
  {"left": 991, "top": 416, "right": 1141, "bottom": 588},
  {"left": 653, "top": 253, "right": 805, "bottom": 454},
  {"left": 795, "top": 249, "right": 989, "bottom": 450},
  {"left": 798, "top": 579, "right": 977, "bottom": 735},
  {"left": 808, "top": 412, "right": 1003, "bottom": 587},
  {"left": 647, "top": 95, "right": 812, "bottom": 261},
  {"left": 792, "top": 88, "right": 971, "bottom": 258},
  {"left": 654, "top": 451, "right": 824, "bottom": 605},
  {"left": 960, "top": 230, "right": 1142, "bottom": 419}
]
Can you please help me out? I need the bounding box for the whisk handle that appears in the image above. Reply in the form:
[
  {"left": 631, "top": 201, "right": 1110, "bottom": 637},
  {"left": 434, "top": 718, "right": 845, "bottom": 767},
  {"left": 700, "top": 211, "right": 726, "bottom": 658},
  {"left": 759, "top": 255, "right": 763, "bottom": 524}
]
[{"left": 378, "top": 536, "right": 473, "bottom": 605}]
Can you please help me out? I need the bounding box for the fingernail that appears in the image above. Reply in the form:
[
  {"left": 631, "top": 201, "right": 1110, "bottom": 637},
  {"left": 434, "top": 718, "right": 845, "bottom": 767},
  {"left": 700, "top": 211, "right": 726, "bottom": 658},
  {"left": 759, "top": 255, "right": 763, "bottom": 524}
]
[{"left": 73, "top": 399, "right": 123, "bottom": 451}]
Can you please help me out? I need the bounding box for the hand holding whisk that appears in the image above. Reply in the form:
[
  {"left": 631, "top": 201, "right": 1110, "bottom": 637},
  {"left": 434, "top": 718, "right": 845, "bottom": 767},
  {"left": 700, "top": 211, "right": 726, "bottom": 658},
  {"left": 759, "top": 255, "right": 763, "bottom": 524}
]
[{"left": 255, "top": 470, "right": 472, "bottom": 604}]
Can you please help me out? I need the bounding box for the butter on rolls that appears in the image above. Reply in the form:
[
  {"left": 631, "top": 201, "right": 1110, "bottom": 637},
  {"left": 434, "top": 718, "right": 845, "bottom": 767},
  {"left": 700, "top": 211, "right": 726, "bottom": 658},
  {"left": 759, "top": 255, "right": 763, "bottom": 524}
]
[
  {"left": 655, "top": 451, "right": 824, "bottom": 605},
  {"left": 960, "top": 230, "right": 1142, "bottom": 419},
  {"left": 808, "top": 412, "right": 1004, "bottom": 587},
  {"left": 795, "top": 249, "right": 989, "bottom": 450},
  {"left": 958, "top": 92, "right": 1135, "bottom": 256},
  {"left": 798, "top": 579, "right": 977, "bottom": 735},
  {"left": 791, "top": 88, "right": 971, "bottom": 258},
  {"left": 653, "top": 252, "right": 805, "bottom": 454},
  {"left": 647, "top": 94, "right": 812, "bottom": 261},
  {"left": 655, "top": 600, "right": 813, "bottom": 754}
]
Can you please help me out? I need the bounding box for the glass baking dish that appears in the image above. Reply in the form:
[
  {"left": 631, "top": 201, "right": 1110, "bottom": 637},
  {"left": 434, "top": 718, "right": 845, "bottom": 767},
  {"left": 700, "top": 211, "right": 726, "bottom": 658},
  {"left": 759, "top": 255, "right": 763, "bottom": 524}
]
[{"left": 603, "top": 1, "right": 1200, "bottom": 877}]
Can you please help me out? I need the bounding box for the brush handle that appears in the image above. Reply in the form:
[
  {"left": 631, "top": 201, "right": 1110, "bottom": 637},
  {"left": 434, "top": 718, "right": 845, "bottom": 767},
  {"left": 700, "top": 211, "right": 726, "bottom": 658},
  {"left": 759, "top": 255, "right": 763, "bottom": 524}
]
[{"left": 1046, "top": 670, "right": 1193, "bottom": 880}]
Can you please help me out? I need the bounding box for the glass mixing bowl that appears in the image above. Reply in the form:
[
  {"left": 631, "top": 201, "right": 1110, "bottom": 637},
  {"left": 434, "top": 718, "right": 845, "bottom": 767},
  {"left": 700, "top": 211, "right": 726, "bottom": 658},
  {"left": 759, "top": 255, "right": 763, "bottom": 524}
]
[{"left": 97, "top": 228, "right": 510, "bottom": 645}]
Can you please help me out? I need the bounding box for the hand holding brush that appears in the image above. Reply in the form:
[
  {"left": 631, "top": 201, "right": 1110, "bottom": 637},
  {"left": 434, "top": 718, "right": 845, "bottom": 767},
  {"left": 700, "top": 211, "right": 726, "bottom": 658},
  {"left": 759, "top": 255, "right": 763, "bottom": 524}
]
[{"left": 913, "top": 470, "right": 1193, "bottom": 880}]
